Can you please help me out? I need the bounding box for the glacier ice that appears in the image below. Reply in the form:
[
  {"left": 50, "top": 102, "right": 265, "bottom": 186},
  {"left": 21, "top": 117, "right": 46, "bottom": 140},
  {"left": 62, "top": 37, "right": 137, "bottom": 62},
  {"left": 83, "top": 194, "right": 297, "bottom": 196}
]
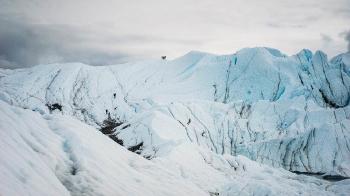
[{"left": 1, "top": 47, "right": 350, "bottom": 195}]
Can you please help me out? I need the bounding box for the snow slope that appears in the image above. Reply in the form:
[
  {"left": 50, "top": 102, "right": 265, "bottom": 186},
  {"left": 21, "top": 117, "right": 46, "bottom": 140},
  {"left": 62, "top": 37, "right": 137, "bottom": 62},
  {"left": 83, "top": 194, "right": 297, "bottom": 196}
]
[
  {"left": 1, "top": 47, "right": 350, "bottom": 195},
  {"left": 1, "top": 100, "right": 350, "bottom": 196},
  {"left": 0, "top": 101, "right": 206, "bottom": 196}
]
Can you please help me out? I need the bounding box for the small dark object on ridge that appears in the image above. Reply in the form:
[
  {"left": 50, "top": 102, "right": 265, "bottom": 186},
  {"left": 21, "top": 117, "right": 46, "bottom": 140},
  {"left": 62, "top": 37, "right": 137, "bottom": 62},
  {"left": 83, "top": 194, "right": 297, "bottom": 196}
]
[
  {"left": 323, "top": 175, "right": 349, "bottom": 181},
  {"left": 46, "top": 103, "right": 62, "bottom": 112},
  {"left": 161, "top": 56, "right": 166, "bottom": 60},
  {"left": 121, "top": 124, "right": 131, "bottom": 130},
  {"left": 110, "top": 135, "right": 124, "bottom": 146},
  {"left": 209, "top": 192, "right": 219, "bottom": 196},
  {"left": 100, "top": 118, "right": 123, "bottom": 134},
  {"left": 128, "top": 142, "right": 144, "bottom": 154}
]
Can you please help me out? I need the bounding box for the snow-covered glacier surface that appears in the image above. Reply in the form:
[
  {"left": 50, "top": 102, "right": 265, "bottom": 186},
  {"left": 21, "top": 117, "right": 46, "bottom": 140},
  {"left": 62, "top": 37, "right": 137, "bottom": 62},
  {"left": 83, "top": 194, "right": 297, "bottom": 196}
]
[{"left": 1, "top": 47, "right": 350, "bottom": 195}]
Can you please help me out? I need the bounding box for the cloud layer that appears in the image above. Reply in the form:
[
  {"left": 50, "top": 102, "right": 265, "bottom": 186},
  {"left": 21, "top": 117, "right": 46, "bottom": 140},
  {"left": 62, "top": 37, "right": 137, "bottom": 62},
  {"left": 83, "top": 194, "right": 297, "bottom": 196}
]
[
  {"left": 0, "top": 18, "right": 142, "bottom": 68},
  {"left": 0, "top": 0, "right": 349, "bottom": 68}
]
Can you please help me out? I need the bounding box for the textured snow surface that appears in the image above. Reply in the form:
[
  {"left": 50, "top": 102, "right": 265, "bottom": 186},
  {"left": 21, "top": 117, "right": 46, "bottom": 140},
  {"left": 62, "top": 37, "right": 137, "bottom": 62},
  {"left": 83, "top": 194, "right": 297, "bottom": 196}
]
[
  {"left": 0, "top": 101, "right": 205, "bottom": 196},
  {"left": 1, "top": 101, "right": 349, "bottom": 196},
  {"left": 1, "top": 47, "right": 350, "bottom": 195}
]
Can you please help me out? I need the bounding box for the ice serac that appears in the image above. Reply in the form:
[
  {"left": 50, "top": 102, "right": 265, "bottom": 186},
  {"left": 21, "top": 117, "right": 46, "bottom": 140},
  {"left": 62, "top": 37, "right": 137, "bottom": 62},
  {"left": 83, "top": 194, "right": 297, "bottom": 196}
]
[
  {"left": 114, "top": 98, "right": 350, "bottom": 177},
  {"left": 294, "top": 50, "right": 350, "bottom": 108},
  {"left": 1, "top": 48, "right": 350, "bottom": 194}
]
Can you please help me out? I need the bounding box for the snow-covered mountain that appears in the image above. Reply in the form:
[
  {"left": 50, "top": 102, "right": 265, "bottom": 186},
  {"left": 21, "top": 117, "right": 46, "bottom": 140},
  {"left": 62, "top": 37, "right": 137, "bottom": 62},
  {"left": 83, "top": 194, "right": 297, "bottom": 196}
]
[{"left": 1, "top": 47, "right": 350, "bottom": 195}]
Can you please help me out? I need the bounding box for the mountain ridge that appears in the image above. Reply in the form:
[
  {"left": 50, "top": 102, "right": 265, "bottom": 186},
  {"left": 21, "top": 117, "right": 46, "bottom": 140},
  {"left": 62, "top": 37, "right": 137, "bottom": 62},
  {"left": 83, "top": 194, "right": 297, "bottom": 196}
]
[{"left": 1, "top": 47, "right": 350, "bottom": 195}]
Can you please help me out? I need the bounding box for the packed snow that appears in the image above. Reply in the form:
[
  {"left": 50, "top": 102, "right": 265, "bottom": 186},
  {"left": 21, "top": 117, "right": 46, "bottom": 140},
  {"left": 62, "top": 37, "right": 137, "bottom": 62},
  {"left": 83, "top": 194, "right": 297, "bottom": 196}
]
[{"left": 1, "top": 47, "right": 350, "bottom": 195}]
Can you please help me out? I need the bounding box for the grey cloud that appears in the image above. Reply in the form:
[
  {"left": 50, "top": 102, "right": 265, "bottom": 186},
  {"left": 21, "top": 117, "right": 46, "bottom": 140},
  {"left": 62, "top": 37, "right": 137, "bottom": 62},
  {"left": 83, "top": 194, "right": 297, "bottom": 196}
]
[
  {"left": 320, "top": 34, "right": 333, "bottom": 43},
  {"left": 335, "top": 8, "right": 350, "bottom": 18},
  {"left": 346, "top": 31, "right": 350, "bottom": 52},
  {"left": 266, "top": 22, "right": 306, "bottom": 29},
  {"left": 0, "top": 18, "right": 133, "bottom": 68},
  {"left": 0, "top": 16, "right": 205, "bottom": 69},
  {"left": 1, "top": 0, "right": 349, "bottom": 68},
  {"left": 340, "top": 30, "right": 350, "bottom": 52}
]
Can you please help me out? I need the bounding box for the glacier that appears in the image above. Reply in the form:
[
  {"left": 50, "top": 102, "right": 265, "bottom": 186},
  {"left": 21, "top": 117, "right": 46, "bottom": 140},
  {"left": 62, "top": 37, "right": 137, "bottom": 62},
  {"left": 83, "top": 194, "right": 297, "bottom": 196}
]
[{"left": 1, "top": 47, "right": 350, "bottom": 195}]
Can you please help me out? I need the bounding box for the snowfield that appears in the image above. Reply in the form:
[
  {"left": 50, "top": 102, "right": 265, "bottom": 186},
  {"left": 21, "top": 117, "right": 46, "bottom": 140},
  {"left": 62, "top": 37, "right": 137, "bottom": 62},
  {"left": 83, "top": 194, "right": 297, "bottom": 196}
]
[{"left": 1, "top": 47, "right": 350, "bottom": 195}]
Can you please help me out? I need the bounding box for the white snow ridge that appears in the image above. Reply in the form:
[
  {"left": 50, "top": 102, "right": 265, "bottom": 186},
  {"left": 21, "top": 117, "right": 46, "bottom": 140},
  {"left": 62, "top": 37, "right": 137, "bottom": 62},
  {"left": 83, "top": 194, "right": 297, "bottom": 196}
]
[{"left": 1, "top": 47, "right": 350, "bottom": 195}]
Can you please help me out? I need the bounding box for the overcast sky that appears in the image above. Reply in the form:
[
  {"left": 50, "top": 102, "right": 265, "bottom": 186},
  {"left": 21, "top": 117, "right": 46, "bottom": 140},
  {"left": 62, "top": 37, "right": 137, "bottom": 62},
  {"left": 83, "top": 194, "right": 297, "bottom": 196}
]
[{"left": 0, "top": 0, "right": 349, "bottom": 68}]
